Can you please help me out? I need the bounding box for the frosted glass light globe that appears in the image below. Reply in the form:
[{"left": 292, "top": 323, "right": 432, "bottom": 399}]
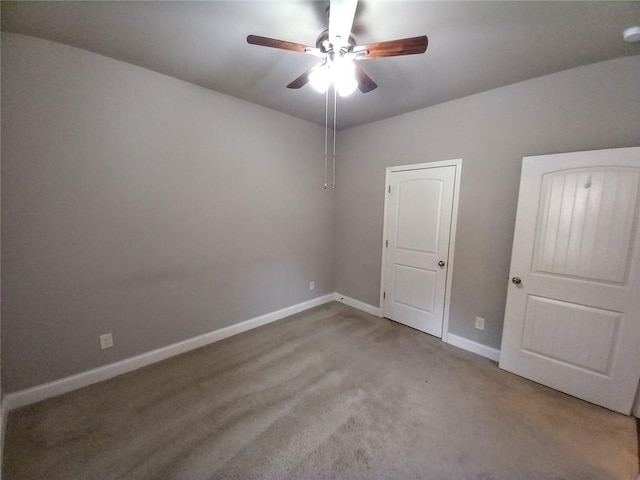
[
  {"left": 334, "top": 60, "right": 357, "bottom": 97},
  {"left": 309, "top": 64, "right": 330, "bottom": 93}
]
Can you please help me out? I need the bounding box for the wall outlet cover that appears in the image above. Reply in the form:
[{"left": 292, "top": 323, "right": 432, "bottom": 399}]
[
  {"left": 100, "top": 333, "right": 114, "bottom": 349},
  {"left": 475, "top": 317, "right": 485, "bottom": 330}
]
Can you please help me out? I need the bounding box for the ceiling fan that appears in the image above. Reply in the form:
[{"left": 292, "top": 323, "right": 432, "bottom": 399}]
[{"left": 246, "top": 0, "right": 428, "bottom": 96}]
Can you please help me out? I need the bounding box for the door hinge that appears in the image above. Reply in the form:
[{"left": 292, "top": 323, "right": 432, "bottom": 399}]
[
  {"left": 383, "top": 292, "right": 386, "bottom": 299},
  {"left": 388, "top": 185, "right": 391, "bottom": 194},
  {"left": 385, "top": 240, "right": 388, "bottom": 248}
]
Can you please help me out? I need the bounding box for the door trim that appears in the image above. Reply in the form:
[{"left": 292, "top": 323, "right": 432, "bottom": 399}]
[{"left": 380, "top": 159, "right": 462, "bottom": 342}]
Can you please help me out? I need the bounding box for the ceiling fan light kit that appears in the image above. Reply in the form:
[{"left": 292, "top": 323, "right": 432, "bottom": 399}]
[
  {"left": 309, "top": 59, "right": 358, "bottom": 96},
  {"left": 247, "top": 0, "right": 428, "bottom": 187}
]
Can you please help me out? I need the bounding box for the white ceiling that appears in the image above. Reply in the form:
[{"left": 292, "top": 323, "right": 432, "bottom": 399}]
[{"left": 2, "top": 1, "right": 639, "bottom": 129}]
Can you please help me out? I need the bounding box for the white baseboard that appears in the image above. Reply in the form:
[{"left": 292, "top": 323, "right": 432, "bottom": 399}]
[
  {"left": 4, "top": 293, "right": 335, "bottom": 411},
  {"left": 334, "top": 293, "right": 381, "bottom": 317},
  {"left": 4, "top": 295, "right": 500, "bottom": 411},
  {"left": 333, "top": 295, "right": 501, "bottom": 364},
  {"left": 446, "top": 333, "right": 501, "bottom": 362}
]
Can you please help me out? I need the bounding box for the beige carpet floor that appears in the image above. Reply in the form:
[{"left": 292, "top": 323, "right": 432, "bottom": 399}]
[{"left": 3, "top": 302, "right": 638, "bottom": 479}]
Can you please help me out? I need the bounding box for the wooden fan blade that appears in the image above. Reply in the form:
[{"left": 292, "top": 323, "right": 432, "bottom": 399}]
[
  {"left": 354, "top": 35, "right": 428, "bottom": 58},
  {"left": 329, "top": 0, "right": 358, "bottom": 45},
  {"left": 287, "top": 66, "right": 316, "bottom": 89},
  {"left": 354, "top": 65, "right": 377, "bottom": 93},
  {"left": 247, "top": 34, "right": 309, "bottom": 53}
]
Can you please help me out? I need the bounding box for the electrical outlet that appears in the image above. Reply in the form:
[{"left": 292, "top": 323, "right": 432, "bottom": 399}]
[
  {"left": 309, "top": 281, "right": 315, "bottom": 290},
  {"left": 475, "top": 317, "right": 485, "bottom": 331},
  {"left": 99, "top": 333, "right": 114, "bottom": 349}
]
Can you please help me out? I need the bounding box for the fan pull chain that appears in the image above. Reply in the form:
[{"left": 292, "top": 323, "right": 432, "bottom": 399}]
[
  {"left": 322, "top": 86, "right": 338, "bottom": 189},
  {"left": 323, "top": 87, "right": 329, "bottom": 189},
  {"left": 332, "top": 85, "right": 337, "bottom": 189}
]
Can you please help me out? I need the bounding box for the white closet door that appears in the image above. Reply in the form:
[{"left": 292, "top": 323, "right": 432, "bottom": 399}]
[
  {"left": 500, "top": 147, "right": 640, "bottom": 414},
  {"left": 382, "top": 166, "right": 456, "bottom": 337}
]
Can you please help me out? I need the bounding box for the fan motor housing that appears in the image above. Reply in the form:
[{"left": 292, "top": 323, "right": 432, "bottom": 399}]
[{"left": 315, "top": 29, "right": 356, "bottom": 54}]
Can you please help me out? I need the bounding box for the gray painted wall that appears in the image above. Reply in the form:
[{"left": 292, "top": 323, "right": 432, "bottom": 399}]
[
  {"left": 335, "top": 55, "right": 640, "bottom": 349},
  {"left": 3, "top": 31, "right": 640, "bottom": 394},
  {"left": 1, "top": 33, "right": 334, "bottom": 392}
]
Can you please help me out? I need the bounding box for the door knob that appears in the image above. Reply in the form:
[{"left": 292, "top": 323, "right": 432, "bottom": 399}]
[
  {"left": 438, "top": 260, "right": 446, "bottom": 267},
  {"left": 511, "top": 276, "right": 522, "bottom": 285}
]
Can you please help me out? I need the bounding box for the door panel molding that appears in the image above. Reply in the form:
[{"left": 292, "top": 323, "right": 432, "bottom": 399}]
[{"left": 380, "top": 159, "right": 462, "bottom": 341}]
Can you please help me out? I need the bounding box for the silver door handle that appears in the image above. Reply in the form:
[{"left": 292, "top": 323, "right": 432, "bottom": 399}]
[
  {"left": 511, "top": 276, "right": 522, "bottom": 285},
  {"left": 438, "top": 261, "right": 446, "bottom": 267}
]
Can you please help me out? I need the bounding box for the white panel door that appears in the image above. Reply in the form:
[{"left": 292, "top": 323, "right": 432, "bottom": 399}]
[
  {"left": 500, "top": 147, "right": 640, "bottom": 414},
  {"left": 382, "top": 166, "right": 456, "bottom": 337}
]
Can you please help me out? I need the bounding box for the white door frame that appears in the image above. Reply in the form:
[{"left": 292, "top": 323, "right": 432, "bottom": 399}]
[{"left": 380, "top": 159, "right": 462, "bottom": 342}]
